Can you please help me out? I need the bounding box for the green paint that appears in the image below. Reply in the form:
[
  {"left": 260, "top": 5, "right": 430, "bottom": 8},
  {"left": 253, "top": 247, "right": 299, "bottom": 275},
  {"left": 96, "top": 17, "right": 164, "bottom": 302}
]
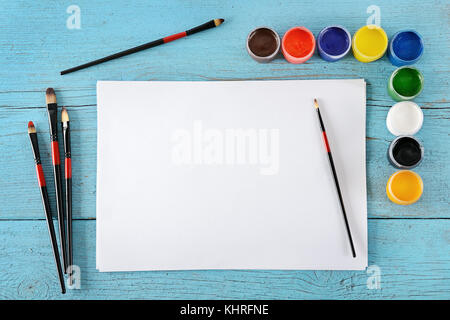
[{"left": 392, "top": 67, "right": 423, "bottom": 97}]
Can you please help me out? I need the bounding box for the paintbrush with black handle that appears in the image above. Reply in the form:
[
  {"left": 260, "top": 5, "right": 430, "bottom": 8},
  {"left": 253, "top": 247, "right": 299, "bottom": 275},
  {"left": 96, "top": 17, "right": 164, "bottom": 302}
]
[
  {"left": 61, "top": 107, "right": 73, "bottom": 285},
  {"left": 28, "top": 121, "right": 66, "bottom": 294},
  {"left": 46, "top": 88, "right": 68, "bottom": 273}
]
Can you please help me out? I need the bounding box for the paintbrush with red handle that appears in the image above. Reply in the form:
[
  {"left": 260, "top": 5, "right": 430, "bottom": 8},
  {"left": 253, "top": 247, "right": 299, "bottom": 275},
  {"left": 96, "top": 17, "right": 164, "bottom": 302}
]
[
  {"left": 28, "top": 121, "right": 66, "bottom": 294},
  {"left": 61, "top": 107, "right": 73, "bottom": 285},
  {"left": 46, "top": 88, "right": 68, "bottom": 273},
  {"left": 60, "top": 18, "right": 224, "bottom": 75},
  {"left": 313, "top": 99, "right": 356, "bottom": 258}
]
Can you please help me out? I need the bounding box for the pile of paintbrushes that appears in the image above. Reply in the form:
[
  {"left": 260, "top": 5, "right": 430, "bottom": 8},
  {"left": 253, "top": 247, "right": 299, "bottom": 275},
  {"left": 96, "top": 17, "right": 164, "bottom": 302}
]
[{"left": 27, "top": 88, "right": 73, "bottom": 293}]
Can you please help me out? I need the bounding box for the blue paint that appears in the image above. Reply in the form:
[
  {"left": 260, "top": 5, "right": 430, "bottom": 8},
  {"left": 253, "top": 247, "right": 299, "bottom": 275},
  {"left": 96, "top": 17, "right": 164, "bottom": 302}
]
[
  {"left": 388, "top": 30, "right": 424, "bottom": 66},
  {"left": 317, "top": 26, "right": 351, "bottom": 62}
]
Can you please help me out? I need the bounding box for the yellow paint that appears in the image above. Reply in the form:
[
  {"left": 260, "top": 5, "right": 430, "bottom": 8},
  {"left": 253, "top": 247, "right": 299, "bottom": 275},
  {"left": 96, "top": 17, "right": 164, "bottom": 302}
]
[
  {"left": 386, "top": 170, "right": 423, "bottom": 205},
  {"left": 352, "top": 25, "right": 388, "bottom": 62}
]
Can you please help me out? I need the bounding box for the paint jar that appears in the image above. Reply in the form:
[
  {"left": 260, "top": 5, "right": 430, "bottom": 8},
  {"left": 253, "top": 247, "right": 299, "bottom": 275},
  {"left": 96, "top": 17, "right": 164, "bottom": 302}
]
[
  {"left": 247, "top": 27, "right": 281, "bottom": 63},
  {"left": 388, "top": 66, "right": 424, "bottom": 101},
  {"left": 317, "top": 26, "right": 351, "bottom": 62},
  {"left": 386, "top": 101, "right": 423, "bottom": 136},
  {"left": 281, "top": 27, "right": 316, "bottom": 64},
  {"left": 386, "top": 170, "right": 423, "bottom": 205},
  {"left": 352, "top": 25, "right": 388, "bottom": 63},
  {"left": 388, "top": 30, "right": 424, "bottom": 67},
  {"left": 388, "top": 136, "right": 424, "bottom": 169}
]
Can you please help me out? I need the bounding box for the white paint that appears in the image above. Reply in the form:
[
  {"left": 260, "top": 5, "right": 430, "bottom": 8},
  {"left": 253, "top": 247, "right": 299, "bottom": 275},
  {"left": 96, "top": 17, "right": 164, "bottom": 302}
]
[{"left": 386, "top": 101, "right": 423, "bottom": 136}]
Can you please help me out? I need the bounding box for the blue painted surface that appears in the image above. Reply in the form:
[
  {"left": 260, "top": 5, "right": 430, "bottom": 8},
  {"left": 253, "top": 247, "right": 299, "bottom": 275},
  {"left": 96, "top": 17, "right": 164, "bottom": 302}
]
[
  {"left": 0, "top": 0, "right": 449, "bottom": 299},
  {"left": 388, "top": 30, "right": 424, "bottom": 66},
  {"left": 317, "top": 26, "right": 351, "bottom": 61}
]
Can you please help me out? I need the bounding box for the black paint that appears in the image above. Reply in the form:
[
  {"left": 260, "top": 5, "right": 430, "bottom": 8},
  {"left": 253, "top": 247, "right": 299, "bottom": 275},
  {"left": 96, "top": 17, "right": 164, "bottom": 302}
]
[{"left": 392, "top": 136, "right": 422, "bottom": 167}]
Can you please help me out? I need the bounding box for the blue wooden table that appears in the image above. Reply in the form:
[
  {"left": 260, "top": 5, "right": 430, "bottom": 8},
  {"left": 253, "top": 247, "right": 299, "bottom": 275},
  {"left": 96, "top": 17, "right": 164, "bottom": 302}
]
[{"left": 0, "top": 0, "right": 449, "bottom": 299}]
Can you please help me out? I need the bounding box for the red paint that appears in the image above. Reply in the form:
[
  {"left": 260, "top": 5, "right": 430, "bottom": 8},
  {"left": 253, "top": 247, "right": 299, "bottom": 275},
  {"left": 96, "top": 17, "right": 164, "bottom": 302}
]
[
  {"left": 163, "top": 32, "right": 187, "bottom": 43},
  {"left": 65, "top": 158, "right": 72, "bottom": 179},
  {"left": 322, "top": 131, "right": 331, "bottom": 153},
  {"left": 282, "top": 27, "right": 316, "bottom": 64},
  {"left": 51, "top": 141, "right": 60, "bottom": 165},
  {"left": 36, "top": 164, "right": 46, "bottom": 187},
  {"left": 28, "top": 121, "right": 34, "bottom": 128},
  {"left": 284, "top": 29, "right": 314, "bottom": 57}
]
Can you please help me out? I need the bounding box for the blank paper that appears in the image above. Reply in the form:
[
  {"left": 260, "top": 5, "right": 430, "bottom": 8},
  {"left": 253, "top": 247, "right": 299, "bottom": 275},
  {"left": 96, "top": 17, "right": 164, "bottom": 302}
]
[{"left": 96, "top": 79, "right": 367, "bottom": 271}]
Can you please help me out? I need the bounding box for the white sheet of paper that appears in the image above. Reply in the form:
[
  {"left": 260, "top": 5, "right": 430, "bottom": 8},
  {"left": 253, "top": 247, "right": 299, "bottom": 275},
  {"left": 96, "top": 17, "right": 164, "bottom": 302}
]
[{"left": 96, "top": 79, "right": 367, "bottom": 271}]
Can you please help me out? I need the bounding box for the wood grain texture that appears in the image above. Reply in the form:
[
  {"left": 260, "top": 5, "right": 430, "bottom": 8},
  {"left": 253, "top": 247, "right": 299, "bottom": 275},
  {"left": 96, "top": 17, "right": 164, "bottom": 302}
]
[
  {"left": 0, "top": 220, "right": 448, "bottom": 299},
  {"left": 0, "top": 0, "right": 449, "bottom": 219},
  {"left": 0, "top": 0, "right": 449, "bottom": 299}
]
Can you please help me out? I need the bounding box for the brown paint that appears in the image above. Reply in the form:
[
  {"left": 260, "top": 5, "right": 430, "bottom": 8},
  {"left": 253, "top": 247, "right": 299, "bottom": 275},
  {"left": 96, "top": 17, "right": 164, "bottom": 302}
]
[{"left": 248, "top": 28, "right": 278, "bottom": 57}]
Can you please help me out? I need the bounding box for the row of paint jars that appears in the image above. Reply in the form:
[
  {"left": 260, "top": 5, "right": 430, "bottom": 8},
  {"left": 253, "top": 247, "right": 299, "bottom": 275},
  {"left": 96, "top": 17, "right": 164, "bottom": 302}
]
[
  {"left": 385, "top": 31, "right": 425, "bottom": 206},
  {"left": 246, "top": 25, "right": 424, "bottom": 65}
]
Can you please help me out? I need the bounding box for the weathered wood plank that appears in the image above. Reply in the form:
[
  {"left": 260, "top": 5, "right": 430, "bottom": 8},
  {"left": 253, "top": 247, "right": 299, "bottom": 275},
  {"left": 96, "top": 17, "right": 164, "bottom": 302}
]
[
  {"left": 0, "top": 0, "right": 449, "bottom": 219},
  {"left": 0, "top": 0, "right": 449, "bottom": 300},
  {"left": 0, "top": 97, "right": 448, "bottom": 219},
  {"left": 0, "top": 219, "right": 448, "bottom": 299}
]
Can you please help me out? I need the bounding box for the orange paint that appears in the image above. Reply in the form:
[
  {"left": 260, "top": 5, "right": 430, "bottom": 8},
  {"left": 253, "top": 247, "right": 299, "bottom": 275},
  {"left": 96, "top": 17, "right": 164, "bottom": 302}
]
[
  {"left": 386, "top": 170, "right": 423, "bottom": 205},
  {"left": 282, "top": 27, "right": 316, "bottom": 64},
  {"left": 285, "top": 29, "right": 313, "bottom": 57}
]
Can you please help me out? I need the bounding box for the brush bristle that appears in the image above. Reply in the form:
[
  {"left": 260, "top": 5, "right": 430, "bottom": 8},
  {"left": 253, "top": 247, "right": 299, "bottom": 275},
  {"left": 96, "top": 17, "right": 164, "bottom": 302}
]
[
  {"left": 313, "top": 99, "right": 319, "bottom": 109},
  {"left": 214, "top": 18, "right": 224, "bottom": 27},
  {"left": 46, "top": 88, "right": 56, "bottom": 104},
  {"left": 61, "top": 107, "right": 69, "bottom": 122},
  {"left": 28, "top": 121, "right": 36, "bottom": 133}
]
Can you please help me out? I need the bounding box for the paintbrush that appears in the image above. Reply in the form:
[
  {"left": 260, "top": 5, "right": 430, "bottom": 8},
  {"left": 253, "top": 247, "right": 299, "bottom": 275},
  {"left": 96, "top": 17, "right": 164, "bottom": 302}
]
[
  {"left": 46, "top": 88, "right": 68, "bottom": 272},
  {"left": 61, "top": 107, "right": 73, "bottom": 285},
  {"left": 28, "top": 121, "right": 66, "bottom": 294},
  {"left": 60, "top": 18, "right": 225, "bottom": 75},
  {"left": 313, "top": 98, "right": 356, "bottom": 258}
]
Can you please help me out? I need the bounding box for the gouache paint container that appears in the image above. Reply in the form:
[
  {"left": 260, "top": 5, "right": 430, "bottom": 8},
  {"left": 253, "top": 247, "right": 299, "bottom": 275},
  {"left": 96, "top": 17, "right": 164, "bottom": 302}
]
[
  {"left": 386, "top": 101, "right": 423, "bottom": 136},
  {"left": 388, "top": 136, "right": 424, "bottom": 169},
  {"left": 317, "top": 26, "right": 351, "bottom": 62},
  {"left": 386, "top": 170, "right": 423, "bottom": 205},
  {"left": 352, "top": 25, "right": 388, "bottom": 62},
  {"left": 247, "top": 27, "right": 281, "bottom": 63},
  {"left": 282, "top": 26, "right": 316, "bottom": 64},
  {"left": 388, "top": 66, "right": 424, "bottom": 101},
  {"left": 388, "top": 30, "right": 424, "bottom": 66}
]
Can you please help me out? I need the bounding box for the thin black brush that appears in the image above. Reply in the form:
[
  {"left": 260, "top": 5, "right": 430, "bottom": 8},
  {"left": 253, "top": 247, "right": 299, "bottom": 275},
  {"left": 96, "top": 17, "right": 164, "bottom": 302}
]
[
  {"left": 313, "top": 99, "right": 356, "bottom": 258},
  {"left": 61, "top": 108, "right": 73, "bottom": 285},
  {"left": 28, "top": 121, "right": 66, "bottom": 294},
  {"left": 46, "top": 88, "right": 68, "bottom": 272},
  {"left": 60, "top": 18, "right": 224, "bottom": 75}
]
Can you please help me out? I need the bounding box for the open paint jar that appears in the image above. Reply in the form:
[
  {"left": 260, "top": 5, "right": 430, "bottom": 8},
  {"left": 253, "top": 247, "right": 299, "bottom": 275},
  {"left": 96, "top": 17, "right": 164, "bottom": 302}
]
[
  {"left": 386, "top": 101, "right": 423, "bottom": 136},
  {"left": 388, "top": 30, "right": 424, "bottom": 66},
  {"left": 317, "top": 26, "right": 351, "bottom": 62},
  {"left": 352, "top": 25, "right": 388, "bottom": 62},
  {"left": 386, "top": 170, "right": 423, "bottom": 205},
  {"left": 388, "top": 136, "right": 424, "bottom": 169},
  {"left": 246, "top": 27, "right": 281, "bottom": 63},
  {"left": 281, "top": 27, "right": 316, "bottom": 64},
  {"left": 388, "top": 66, "right": 424, "bottom": 101}
]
